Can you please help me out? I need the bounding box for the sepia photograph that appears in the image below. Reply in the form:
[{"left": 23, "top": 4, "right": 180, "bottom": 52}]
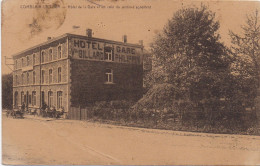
[{"left": 1, "top": 0, "right": 260, "bottom": 165}]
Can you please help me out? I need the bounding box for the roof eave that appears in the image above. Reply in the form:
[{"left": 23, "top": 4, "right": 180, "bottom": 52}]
[{"left": 12, "top": 33, "right": 144, "bottom": 59}]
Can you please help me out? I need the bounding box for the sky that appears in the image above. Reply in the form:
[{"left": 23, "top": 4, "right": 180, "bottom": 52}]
[{"left": 2, "top": 0, "right": 260, "bottom": 74}]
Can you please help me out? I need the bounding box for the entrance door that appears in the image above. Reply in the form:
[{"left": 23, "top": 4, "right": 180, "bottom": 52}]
[
  {"left": 24, "top": 94, "right": 26, "bottom": 105},
  {"left": 26, "top": 91, "right": 29, "bottom": 111},
  {"left": 41, "top": 91, "right": 45, "bottom": 106},
  {"left": 14, "top": 92, "right": 18, "bottom": 108}
]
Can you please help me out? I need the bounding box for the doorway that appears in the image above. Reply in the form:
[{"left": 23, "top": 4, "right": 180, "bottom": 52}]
[
  {"left": 41, "top": 91, "right": 45, "bottom": 107},
  {"left": 26, "top": 91, "right": 29, "bottom": 111},
  {"left": 14, "top": 92, "right": 18, "bottom": 108}
]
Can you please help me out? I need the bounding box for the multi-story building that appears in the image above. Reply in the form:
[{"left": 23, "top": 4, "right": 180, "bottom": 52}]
[{"left": 12, "top": 29, "right": 144, "bottom": 113}]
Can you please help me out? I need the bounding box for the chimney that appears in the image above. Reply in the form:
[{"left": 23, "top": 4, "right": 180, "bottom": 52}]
[
  {"left": 47, "top": 37, "right": 52, "bottom": 40},
  {"left": 138, "top": 40, "right": 143, "bottom": 46},
  {"left": 122, "top": 35, "right": 127, "bottom": 43},
  {"left": 86, "top": 29, "right": 92, "bottom": 38}
]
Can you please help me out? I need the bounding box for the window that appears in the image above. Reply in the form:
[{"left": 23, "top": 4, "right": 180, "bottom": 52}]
[
  {"left": 105, "top": 51, "right": 113, "bottom": 61},
  {"left": 58, "top": 67, "right": 62, "bottom": 83},
  {"left": 33, "top": 54, "right": 36, "bottom": 65},
  {"left": 28, "top": 95, "right": 32, "bottom": 105},
  {"left": 32, "top": 91, "right": 36, "bottom": 106},
  {"left": 49, "top": 69, "right": 53, "bottom": 84},
  {"left": 104, "top": 47, "right": 113, "bottom": 61},
  {"left": 57, "top": 91, "right": 63, "bottom": 109},
  {"left": 49, "top": 49, "right": 53, "bottom": 61},
  {"left": 41, "top": 91, "right": 45, "bottom": 106},
  {"left": 33, "top": 71, "right": 36, "bottom": 84},
  {"left": 27, "top": 72, "right": 29, "bottom": 85},
  {"left": 21, "top": 91, "right": 24, "bottom": 104},
  {"left": 14, "top": 92, "right": 18, "bottom": 107},
  {"left": 21, "top": 73, "right": 24, "bottom": 85},
  {"left": 48, "top": 91, "right": 53, "bottom": 107},
  {"left": 15, "top": 75, "right": 18, "bottom": 85},
  {"left": 41, "top": 51, "right": 45, "bottom": 63},
  {"left": 21, "top": 58, "right": 24, "bottom": 67},
  {"left": 27, "top": 56, "right": 29, "bottom": 66},
  {"left": 15, "top": 60, "right": 17, "bottom": 69},
  {"left": 105, "top": 69, "right": 113, "bottom": 83},
  {"left": 41, "top": 70, "right": 45, "bottom": 84},
  {"left": 58, "top": 46, "right": 62, "bottom": 59}
]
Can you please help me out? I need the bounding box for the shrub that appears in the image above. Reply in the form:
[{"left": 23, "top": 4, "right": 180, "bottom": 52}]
[{"left": 132, "top": 83, "right": 181, "bottom": 111}]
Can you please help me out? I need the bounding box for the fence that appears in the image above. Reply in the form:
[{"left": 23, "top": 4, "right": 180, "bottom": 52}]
[
  {"left": 68, "top": 106, "right": 257, "bottom": 130},
  {"left": 68, "top": 107, "right": 88, "bottom": 120},
  {"left": 68, "top": 107, "right": 130, "bottom": 121}
]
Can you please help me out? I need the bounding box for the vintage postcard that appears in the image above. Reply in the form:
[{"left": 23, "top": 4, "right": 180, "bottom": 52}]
[{"left": 2, "top": 0, "right": 260, "bottom": 165}]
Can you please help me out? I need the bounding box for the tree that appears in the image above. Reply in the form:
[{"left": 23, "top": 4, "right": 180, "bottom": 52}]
[
  {"left": 2, "top": 73, "right": 13, "bottom": 109},
  {"left": 229, "top": 10, "right": 260, "bottom": 124},
  {"left": 150, "top": 5, "right": 231, "bottom": 101},
  {"left": 229, "top": 9, "right": 260, "bottom": 88},
  {"left": 148, "top": 5, "right": 235, "bottom": 127}
]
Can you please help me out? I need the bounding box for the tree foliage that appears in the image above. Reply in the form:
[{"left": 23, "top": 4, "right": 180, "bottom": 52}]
[
  {"left": 2, "top": 73, "right": 13, "bottom": 109},
  {"left": 229, "top": 9, "right": 260, "bottom": 88},
  {"left": 143, "top": 5, "right": 258, "bottom": 130},
  {"left": 150, "top": 5, "right": 232, "bottom": 101},
  {"left": 229, "top": 10, "right": 260, "bottom": 115}
]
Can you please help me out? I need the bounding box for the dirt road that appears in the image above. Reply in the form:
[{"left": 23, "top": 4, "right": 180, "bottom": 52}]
[{"left": 2, "top": 114, "right": 260, "bottom": 165}]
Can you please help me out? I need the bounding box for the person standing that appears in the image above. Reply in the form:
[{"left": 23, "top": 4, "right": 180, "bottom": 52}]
[{"left": 21, "top": 102, "right": 25, "bottom": 112}]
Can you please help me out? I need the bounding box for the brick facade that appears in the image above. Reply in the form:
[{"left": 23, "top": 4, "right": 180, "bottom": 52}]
[
  {"left": 12, "top": 33, "right": 144, "bottom": 113},
  {"left": 13, "top": 36, "right": 70, "bottom": 112},
  {"left": 70, "top": 59, "right": 143, "bottom": 107}
]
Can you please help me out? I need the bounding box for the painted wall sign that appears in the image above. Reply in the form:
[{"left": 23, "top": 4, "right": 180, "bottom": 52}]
[{"left": 70, "top": 38, "right": 143, "bottom": 64}]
